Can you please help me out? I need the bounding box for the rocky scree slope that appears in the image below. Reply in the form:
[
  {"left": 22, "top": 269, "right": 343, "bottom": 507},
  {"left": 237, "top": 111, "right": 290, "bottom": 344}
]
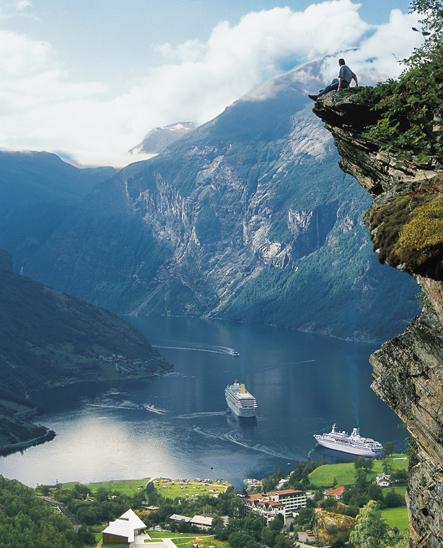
[
  {"left": 27, "top": 65, "right": 417, "bottom": 342},
  {"left": 313, "top": 91, "right": 443, "bottom": 547}
]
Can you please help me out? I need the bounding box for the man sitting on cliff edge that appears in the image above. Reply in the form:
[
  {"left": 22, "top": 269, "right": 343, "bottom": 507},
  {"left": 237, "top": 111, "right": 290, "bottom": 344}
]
[{"left": 308, "top": 58, "right": 358, "bottom": 101}]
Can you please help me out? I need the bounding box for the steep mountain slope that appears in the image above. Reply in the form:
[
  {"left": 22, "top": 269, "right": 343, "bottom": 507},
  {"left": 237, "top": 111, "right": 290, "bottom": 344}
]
[
  {"left": 27, "top": 64, "right": 417, "bottom": 341},
  {"left": 129, "top": 122, "right": 197, "bottom": 155},
  {"left": 0, "top": 249, "right": 168, "bottom": 394},
  {"left": 0, "top": 151, "right": 115, "bottom": 271}
]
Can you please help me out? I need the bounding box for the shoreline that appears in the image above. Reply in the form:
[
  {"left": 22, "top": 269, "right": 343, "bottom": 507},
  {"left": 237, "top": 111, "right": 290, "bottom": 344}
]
[
  {"left": 0, "top": 368, "right": 171, "bottom": 459},
  {"left": 134, "top": 312, "right": 379, "bottom": 346},
  {"left": 0, "top": 428, "right": 56, "bottom": 457}
]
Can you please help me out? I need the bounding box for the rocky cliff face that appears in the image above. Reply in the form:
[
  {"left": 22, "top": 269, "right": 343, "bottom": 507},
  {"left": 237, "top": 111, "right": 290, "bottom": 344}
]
[{"left": 313, "top": 92, "right": 443, "bottom": 546}]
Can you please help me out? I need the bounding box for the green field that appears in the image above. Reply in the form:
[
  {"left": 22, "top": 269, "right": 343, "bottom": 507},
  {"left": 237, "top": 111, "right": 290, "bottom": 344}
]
[
  {"left": 383, "top": 485, "right": 407, "bottom": 498},
  {"left": 153, "top": 479, "right": 230, "bottom": 499},
  {"left": 143, "top": 533, "right": 224, "bottom": 546},
  {"left": 172, "top": 537, "right": 226, "bottom": 547},
  {"left": 63, "top": 477, "right": 149, "bottom": 496},
  {"left": 148, "top": 532, "right": 210, "bottom": 539},
  {"left": 381, "top": 507, "right": 409, "bottom": 531},
  {"left": 309, "top": 454, "right": 408, "bottom": 488}
]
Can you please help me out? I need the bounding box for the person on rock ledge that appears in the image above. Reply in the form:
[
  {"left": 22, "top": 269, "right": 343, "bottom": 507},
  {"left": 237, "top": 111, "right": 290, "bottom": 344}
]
[{"left": 308, "top": 58, "right": 358, "bottom": 101}]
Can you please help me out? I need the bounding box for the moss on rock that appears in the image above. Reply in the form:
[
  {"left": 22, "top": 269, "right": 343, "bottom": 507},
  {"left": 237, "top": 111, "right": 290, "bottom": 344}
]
[
  {"left": 366, "top": 178, "right": 443, "bottom": 280},
  {"left": 398, "top": 196, "right": 443, "bottom": 251}
]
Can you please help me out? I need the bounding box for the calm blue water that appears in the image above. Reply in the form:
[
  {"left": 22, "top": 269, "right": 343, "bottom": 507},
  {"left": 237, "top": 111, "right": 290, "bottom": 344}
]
[{"left": 0, "top": 316, "right": 405, "bottom": 487}]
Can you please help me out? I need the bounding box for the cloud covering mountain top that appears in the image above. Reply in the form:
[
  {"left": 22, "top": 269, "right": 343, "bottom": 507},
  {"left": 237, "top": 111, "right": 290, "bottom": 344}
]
[{"left": 0, "top": 0, "right": 421, "bottom": 166}]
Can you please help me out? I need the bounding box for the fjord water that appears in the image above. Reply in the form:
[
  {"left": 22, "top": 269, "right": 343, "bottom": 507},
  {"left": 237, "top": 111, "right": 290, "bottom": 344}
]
[{"left": 0, "top": 316, "right": 404, "bottom": 487}]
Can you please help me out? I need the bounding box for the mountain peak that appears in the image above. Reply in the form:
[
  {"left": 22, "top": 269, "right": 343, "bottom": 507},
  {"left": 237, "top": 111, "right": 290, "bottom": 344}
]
[{"left": 129, "top": 121, "right": 197, "bottom": 155}]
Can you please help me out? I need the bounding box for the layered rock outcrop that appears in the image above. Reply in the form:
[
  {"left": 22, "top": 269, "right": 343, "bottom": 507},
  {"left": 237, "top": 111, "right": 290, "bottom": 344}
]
[{"left": 313, "top": 92, "right": 443, "bottom": 547}]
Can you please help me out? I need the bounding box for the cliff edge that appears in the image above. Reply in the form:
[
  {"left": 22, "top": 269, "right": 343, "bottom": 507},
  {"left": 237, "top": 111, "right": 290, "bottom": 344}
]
[{"left": 313, "top": 90, "right": 443, "bottom": 546}]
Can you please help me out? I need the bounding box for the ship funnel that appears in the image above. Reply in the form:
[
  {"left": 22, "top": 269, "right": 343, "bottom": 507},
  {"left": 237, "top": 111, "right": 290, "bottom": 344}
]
[
  {"left": 240, "top": 384, "right": 246, "bottom": 394},
  {"left": 351, "top": 427, "right": 359, "bottom": 437}
]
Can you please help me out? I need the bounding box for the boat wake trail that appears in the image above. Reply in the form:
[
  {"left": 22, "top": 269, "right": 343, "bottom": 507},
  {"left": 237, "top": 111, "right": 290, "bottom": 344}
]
[
  {"left": 144, "top": 404, "right": 168, "bottom": 415},
  {"left": 87, "top": 399, "right": 168, "bottom": 416},
  {"left": 192, "top": 427, "right": 293, "bottom": 461},
  {"left": 87, "top": 400, "right": 141, "bottom": 411},
  {"left": 176, "top": 411, "right": 227, "bottom": 420},
  {"left": 153, "top": 343, "right": 238, "bottom": 356}
]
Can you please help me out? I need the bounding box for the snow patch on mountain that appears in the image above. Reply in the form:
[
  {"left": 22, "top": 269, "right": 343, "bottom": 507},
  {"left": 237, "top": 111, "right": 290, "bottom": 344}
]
[{"left": 130, "top": 122, "right": 197, "bottom": 155}]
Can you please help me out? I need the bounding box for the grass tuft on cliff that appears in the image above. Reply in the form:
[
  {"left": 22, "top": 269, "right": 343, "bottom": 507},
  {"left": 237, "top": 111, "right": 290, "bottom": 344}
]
[{"left": 398, "top": 195, "right": 443, "bottom": 251}]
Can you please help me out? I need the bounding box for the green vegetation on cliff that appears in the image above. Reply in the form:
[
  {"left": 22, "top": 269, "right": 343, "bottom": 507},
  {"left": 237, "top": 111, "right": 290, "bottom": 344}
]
[
  {"left": 398, "top": 194, "right": 443, "bottom": 251},
  {"left": 366, "top": 179, "right": 443, "bottom": 279},
  {"left": 356, "top": 1, "right": 442, "bottom": 165}
]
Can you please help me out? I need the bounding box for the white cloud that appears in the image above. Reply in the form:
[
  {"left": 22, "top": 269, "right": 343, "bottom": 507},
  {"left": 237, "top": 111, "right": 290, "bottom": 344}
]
[
  {"left": 0, "top": 0, "right": 32, "bottom": 17},
  {"left": 0, "top": 0, "right": 422, "bottom": 166},
  {"left": 14, "top": 0, "right": 32, "bottom": 10},
  {"left": 320, "top": 9, "right": 421, "bottom": 84}
]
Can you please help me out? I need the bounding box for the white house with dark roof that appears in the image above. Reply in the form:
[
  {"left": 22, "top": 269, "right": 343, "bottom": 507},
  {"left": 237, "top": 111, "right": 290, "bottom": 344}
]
[
  {"left": 376, "top": 474, "right": 392, "bottom": 487},
  {"left": 102, "top": 508, "right": 146, "bottom": 545}
]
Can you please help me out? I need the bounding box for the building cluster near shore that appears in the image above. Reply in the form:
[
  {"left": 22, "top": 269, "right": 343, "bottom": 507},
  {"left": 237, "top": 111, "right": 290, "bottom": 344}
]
[
  {"left": 245, "top": 488, "right": 308, "bottom": 522},
  {"left": 98, "top": 461, "right": 404, "bottom": 546},
  {"left": 169, "top": 514, "right": 214, "bottom": 530}
]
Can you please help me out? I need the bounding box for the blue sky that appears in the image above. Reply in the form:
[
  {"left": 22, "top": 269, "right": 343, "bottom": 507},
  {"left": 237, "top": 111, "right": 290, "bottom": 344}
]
[
  {"left": 4, "top": 0, "right": 411, "bottom": 90},
  {"left": 0, "top": 0, "right": 420, "bottom": 165}
]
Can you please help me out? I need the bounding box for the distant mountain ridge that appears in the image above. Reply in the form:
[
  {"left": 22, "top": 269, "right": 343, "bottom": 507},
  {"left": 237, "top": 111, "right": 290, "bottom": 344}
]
[
  {"left": 129, "top": 122, "right": 197, "bottom": 155},
  {"left": 7, "top": 64, "right": 418, "bottom": 341},
  {"left": 0, "top": 151, "right": 116, "bottom": 272}
]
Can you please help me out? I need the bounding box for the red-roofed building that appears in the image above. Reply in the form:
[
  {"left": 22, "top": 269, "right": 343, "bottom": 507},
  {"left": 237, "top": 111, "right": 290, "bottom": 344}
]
[
  {"left": 324, "top": 485, "right": 345, "bottom": 500},
  {"left": 245, "top": 488, "right": 307, "bottom": 521}
]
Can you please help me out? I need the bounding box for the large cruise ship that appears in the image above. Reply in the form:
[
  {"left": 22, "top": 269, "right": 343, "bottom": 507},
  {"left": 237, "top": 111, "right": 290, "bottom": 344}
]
[
  {"left": 225, "top": 381, "right": 257, "bottom": 418},
  {"left": 314, "top": 424, "right": 383, "bottom": 457}
]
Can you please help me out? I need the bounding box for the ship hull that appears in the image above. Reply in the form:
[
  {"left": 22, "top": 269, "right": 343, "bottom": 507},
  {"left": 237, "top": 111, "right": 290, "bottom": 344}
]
[
  {"left": 314, "top": 437, "right": 382, "bottom": 458},
  {"left": 226, "top": 399, "right": 257, "bottom": 418}
]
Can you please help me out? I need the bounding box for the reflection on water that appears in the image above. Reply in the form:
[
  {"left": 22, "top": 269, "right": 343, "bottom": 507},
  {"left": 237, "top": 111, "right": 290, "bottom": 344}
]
[{"left": 0, "top": 316, "right": 406, "bottom": 487}]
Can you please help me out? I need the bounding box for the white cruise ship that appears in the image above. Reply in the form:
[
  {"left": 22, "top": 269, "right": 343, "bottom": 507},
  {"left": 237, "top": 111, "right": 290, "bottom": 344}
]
[
  {"left": 225, "top": 381, "right": 257, "bottom": 418},
  {"left": 314, "top": 424, "right": 383, "bottom": 457}
]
